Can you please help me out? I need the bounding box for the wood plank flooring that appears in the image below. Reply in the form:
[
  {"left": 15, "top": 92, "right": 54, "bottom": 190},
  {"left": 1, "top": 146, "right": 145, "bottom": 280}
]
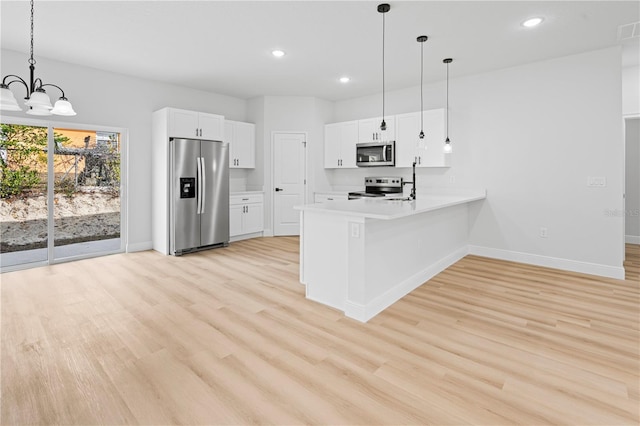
[{"left": 1, "top": 238, "right": 638, "bottom": 425}]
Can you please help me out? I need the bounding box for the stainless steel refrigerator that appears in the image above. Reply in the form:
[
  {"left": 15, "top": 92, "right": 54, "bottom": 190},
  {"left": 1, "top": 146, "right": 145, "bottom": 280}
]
[{"left": 170, "top": 138, "right": 229, "bottom": 255}]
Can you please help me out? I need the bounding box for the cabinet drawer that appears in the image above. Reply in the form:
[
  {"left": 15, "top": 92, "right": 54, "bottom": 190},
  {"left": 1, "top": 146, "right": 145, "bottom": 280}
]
[{"left": 230, "top": 193, "right": 263, "bottom": 205}]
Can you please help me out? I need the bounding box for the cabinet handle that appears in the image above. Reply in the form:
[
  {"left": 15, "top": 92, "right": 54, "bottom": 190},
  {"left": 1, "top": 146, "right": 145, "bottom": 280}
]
[
  {"left": 246, "top": 206, "right": 249, "bottom": 213},
  {"left": 418, "top": 156, "right": 422, "bottom": 165}
]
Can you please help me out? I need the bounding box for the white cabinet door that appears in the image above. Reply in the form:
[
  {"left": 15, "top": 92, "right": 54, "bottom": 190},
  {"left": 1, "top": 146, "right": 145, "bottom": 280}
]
[
  {"left": 199, "top": 113, "right": 224, "bottom": 140},
  {"left": 339, "top": 121, "right": 358, "bottom": 168},
  {"left": 226, "top": 120, "right": 255, "bottom": 169},
  {"left": 233, "top": 121, "right": 255, "bottom": 168},
  {"left": 358, "top": 118, "right": 379, "bottom": 143},
  {"left": 169, "top": 108, "right": 200, "bottom": 138},
  {"left": 243, "top": 203, "right": 264, "bottom": 234},
  {"left": 358, "top": 116, "right": 395, "bottom": 143},
  {"left": 324, "top": 123, "right": 342, "bottom": 168},
  {"left": 395, "top": 109, "right": 449, "bottom": 168},
  {"left": 395, "top": 112, "right": 421, "bottom": 167},
  {"left": 229, "top": 205, "right": 243, "bottom": 237},
  {"left": 420, "top": 108, "right": 450, "bottom": 167},
  {"left": 168, "top": 108, "right": 223, "bottom": 139},
  {"left": 230, "top": 193, "right": 264, "bottom": 238}
]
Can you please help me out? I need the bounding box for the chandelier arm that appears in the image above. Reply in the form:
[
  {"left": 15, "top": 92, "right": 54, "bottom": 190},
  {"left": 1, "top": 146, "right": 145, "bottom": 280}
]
[
  {"left": 1, "top": 75, "right": 30, "bottom": 97},
  {"left": 39, "top": 83, "right": 67, "bottom": 99}
]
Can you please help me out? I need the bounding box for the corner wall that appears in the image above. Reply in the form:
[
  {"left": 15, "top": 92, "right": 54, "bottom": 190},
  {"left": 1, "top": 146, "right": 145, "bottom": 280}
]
[{"left": 246, "top": 96, "right": 333, "bottom": 235}]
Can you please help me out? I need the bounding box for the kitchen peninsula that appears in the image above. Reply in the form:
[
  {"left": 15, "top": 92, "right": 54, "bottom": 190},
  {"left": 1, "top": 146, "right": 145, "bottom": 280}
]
[{"left": 296, "top": 190, "right": 486, "bottom": 322}]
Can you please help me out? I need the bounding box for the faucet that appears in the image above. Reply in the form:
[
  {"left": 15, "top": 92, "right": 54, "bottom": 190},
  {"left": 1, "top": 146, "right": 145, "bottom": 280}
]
[{"left": 403, "top": 161, "right": 417, "bottom": 200}]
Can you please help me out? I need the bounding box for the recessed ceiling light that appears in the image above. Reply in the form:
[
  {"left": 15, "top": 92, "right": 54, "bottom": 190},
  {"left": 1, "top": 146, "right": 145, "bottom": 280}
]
[
  {"left": 271, "top": 50, "right": 285, "bottom": 58},
  {"left": 339, "top": 76, "right": 350, "bottom": 83},
  {"left": 522, "top": 17, "right": 544, "bottom": 28}
]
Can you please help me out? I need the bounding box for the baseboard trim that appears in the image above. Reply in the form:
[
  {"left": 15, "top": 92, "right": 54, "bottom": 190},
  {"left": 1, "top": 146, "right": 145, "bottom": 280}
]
[
  {"left": 127, "top": 241, "right": 153, "bottom": 252},
  {"left": 230, "top": 232, "right": 264, "bottom": 243},
  {"left": 468, "top": 245, "right": 625, "bottom": 280},
  {"left": 345, "top": 246, "right": 469, "bottom": 322},
  {"left": 625, "top": 235, "right": 640, "bottom": 244}
]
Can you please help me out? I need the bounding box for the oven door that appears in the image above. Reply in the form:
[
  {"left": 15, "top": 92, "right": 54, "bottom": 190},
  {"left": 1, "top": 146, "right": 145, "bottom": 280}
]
[{"left": 356, "top": 142, "right": 395, "bottom": 167}]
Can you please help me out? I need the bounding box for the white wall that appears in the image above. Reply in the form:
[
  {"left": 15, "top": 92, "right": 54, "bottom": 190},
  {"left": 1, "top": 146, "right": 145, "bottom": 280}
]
[
  {"left": 623, "top": 65, "right": 640, "bottom": 116},
  {"left": 1, "top": 49, "right": 247, "bottom": 250},
  {"left": 332, "top": 47, "right": 625, "bottom": 276},
  {"left": 246, "top": 96, "right": 333, "bottom": 235}
]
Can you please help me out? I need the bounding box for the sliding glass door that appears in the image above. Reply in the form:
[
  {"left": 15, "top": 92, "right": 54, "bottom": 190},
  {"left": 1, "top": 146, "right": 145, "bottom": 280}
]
[
  {"left": 1, "top": 120, "right": 125, "bottom": 270},
  {"left": 0, "top": 123, "right": 49, "bottom": 267}
]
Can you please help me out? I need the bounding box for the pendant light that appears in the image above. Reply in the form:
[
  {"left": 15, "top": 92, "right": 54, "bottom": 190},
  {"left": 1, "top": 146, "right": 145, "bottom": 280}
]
[
  {"left": 378, "top": 3, "right": 390, "bottom": 132},
  {"left": 443, "top": 58, "right": 453, "bottom": 153},
  {"left": 417, "top": 35, "right": 428, "bottom": 140},
  {"left": 0, "top": 0, "right": 76, "bottom": 116}
]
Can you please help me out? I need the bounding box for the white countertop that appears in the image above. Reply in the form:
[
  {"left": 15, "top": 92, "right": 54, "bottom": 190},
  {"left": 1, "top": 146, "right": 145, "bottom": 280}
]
[
  {"left": 296, "top": 190, "right": 486, "bottom": 220},
  {"left": 231, "top": 191, "right": 264, "bottom": 196}
]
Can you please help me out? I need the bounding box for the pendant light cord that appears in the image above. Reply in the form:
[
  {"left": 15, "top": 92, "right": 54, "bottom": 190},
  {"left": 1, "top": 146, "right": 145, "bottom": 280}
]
[
  {"left": 446, "top": 61, "right": 449, "bottom": 139},
  {"left": 382, "top": 10, "right": 385, "bottom": 124},
  {"left": 420, "top": 41, "right": 424, "bottom": 135}
]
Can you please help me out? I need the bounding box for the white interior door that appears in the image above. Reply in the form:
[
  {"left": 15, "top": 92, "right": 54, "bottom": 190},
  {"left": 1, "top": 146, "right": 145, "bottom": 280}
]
[{"left": 273, "top": 133, "right": 306, "bottom": 236}]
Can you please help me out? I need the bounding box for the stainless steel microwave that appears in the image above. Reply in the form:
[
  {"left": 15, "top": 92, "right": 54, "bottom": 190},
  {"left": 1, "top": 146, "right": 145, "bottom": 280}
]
[{"left": 356, "top": 141, "right": 395, "bottom": 167}]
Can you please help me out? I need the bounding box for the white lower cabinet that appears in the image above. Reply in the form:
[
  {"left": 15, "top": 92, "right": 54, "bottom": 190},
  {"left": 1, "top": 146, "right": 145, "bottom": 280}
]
[{"left": 230, "top": 193, "right": 264, "bottom": 241}]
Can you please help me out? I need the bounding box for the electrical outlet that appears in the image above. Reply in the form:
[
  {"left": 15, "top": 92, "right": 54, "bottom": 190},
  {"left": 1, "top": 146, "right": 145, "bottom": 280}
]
[
  {"left": 449, "top": 175, "right": 456, "bottom": 184},
  {"left": 539, "top": 227, "right": 548, "bottom": 238},
  {"left": 351, "top": 223, "right": 360, "bottom": 238},
  {"left": 587, "top": 177, "right": 607, "bottom": 187}
]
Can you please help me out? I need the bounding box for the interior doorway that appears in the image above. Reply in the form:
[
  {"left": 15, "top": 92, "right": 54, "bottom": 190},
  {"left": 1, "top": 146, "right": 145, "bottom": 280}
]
[{"left": 272, "top": 132, "right": 306, "bottom": 236}]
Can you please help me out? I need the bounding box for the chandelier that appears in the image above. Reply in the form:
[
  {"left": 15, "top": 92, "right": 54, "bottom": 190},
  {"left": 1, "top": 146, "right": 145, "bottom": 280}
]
[{"left": 0, "top": 0, "right": 76, "bottom": 116}]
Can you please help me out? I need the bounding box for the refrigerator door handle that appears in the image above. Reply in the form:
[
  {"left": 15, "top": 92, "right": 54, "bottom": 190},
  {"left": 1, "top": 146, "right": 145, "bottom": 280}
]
[
  {"left": 196, "top": 156, "right": 203, "bottom": 215},
  {"left": 201, "top": 156, "right": 206, "bottom": 215}
]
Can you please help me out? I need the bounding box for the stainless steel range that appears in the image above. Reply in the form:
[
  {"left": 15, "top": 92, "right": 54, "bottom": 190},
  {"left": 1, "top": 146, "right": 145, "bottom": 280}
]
[{"left": 348, "top": 177, "right": 404, "bottom": 200}]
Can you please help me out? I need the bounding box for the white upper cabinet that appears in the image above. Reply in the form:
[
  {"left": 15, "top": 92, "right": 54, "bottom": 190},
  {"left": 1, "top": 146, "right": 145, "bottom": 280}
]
[
  {"left": 168, "top": 108, "right": 224, "bottom": 140},
  {"left": 395, "top": 108, "right": 450, "bottom": 168},
  {"left": 358, "top": 116, "right": 396, "bottom": 143},
  {"left": 324, "top": 121, "right": 358, "bottom": 168},
  {"left": 225, "top": 120, "right": 255, "bottom": 169},
  {"left": 395, "top": 112, "right": 421, "bottom": 167}
]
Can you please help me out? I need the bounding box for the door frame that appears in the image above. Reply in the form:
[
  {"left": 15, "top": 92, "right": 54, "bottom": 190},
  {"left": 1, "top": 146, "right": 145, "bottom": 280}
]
[
  {"left": 0, "top": 116, "right": 128, "bottom": 271},
  {"left": 270, "top": 131, "right": 308, "bottom": 236},
  {"left": 624, "top": 114, "right": 640, "bottom": 250}
]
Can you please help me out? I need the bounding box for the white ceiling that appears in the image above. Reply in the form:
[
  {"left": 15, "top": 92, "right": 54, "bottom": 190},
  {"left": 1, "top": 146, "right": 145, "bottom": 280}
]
[{"left": 1, "top": 1, "right": 638, "bottom": 101}]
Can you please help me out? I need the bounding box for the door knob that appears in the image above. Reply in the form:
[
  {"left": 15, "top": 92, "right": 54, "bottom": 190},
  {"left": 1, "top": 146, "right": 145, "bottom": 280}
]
[{"left": 275, "top": 187, "right": 283, "bottom": 192}]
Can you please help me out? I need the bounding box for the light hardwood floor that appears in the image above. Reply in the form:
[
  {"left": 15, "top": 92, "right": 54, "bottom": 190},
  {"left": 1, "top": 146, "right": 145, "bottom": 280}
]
[{"left": 2, "top": 238, "right": 638, "bottom": 425}]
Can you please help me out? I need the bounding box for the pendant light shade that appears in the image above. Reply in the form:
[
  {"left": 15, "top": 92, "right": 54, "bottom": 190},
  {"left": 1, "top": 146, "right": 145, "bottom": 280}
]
[
  {"left": 378, "top": 3, "right": 390, "bottom": 132},
  {"left": 443, "top": 58, "right": 453, "bottom": 153},
  {"left": 25, "top": 88, "right": 53, "bottom": 109},
  {"left": 26, "top": 105, "right": 53, "bottom": 116},
  {"left": 51, "top": 97, "right": 77, "bottom": 116},
  {"left": 0, "top": 85, "right": 22, "bottom": 111}
]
